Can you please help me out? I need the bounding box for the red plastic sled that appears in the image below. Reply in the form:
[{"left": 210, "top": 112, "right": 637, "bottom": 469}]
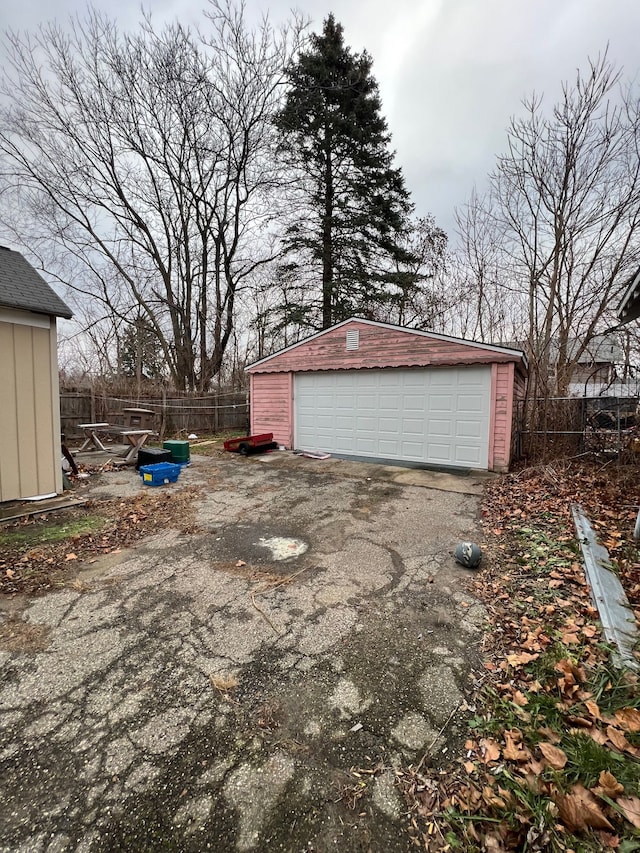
[{"left": 223, "top": 433, "right": 276, "bottom": 455}]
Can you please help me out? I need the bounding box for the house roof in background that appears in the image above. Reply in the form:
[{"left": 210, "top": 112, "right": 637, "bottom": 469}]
[
  {"left": 618, "top": 267, "right": 640, "bottom": 324},
  {"left": 504, "top": 333, "right": 623, "bottom": 364},
  {"left": 0, "top": 246, "right": 72, "bottom": 319}
]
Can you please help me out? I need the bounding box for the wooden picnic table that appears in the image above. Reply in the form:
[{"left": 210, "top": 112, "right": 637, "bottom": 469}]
[
  {"left": 77, "top": 423, "right": 154, "bottom": 463},
  {"left": 77, "top": 423, "right": 110, "bottom": 452}
]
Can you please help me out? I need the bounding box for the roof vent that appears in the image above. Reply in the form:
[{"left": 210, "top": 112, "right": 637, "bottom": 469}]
[{"left": 346, "top": 329, "right": 359, "bottom": 351}]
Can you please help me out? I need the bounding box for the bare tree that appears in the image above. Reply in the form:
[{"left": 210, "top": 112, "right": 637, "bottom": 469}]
[
  {"left": 0, "top": 2, "right": 305, "bottom": 390},
  {"left": 456, "top": 52, "right": 640, "bottom": 405}
]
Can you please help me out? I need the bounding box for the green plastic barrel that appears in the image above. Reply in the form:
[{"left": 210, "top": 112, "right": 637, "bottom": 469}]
[{"left": 163, "top": 440, "right": 190, "bottom": 463}]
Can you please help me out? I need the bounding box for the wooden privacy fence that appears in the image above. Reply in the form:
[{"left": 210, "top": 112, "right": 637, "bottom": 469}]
[{"left": 60, "top": 390, "right": 249, "bottom": 439}]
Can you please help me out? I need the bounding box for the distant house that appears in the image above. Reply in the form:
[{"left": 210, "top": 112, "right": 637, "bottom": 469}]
[
  {"left": 0, "top": 246, "right": 72, "bottom": 502},
  {"left": 618, "top": 268, "right": 640, "bottom": 324},
  {"left": 507, "top": 333, "right": 626, "bottom": 397},
  {"left": 566, "top": 334, "right": 624, "bottom": 396}
]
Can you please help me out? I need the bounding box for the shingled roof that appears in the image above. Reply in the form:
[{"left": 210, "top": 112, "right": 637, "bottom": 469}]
[{"left": 0, "top": 246, "right": 72, "bottom": 319}]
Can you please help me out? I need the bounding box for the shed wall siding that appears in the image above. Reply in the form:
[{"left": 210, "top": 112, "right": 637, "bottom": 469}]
[
  {"left": 249, "top": 321, "right": 520, "bottom": 374},
  {"left": 0, "top": 319, "right": 59, "bottom": 501},
  {"left": 250, "top": 372, "right": 293, "bottom": 448}
]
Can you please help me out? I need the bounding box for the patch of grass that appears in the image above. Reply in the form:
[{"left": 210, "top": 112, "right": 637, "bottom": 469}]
[
  {"left": 562, "top": 732, "right": 636, "bottom": 789},
  {"left": 588, "top": 659, "right": 640, "bottom": 714},
  {"left": 0, "top": 515, "right": 106, "bottom": 548},
  {"left": 527, "top": 642, "right": 572, "bottom": 682}
]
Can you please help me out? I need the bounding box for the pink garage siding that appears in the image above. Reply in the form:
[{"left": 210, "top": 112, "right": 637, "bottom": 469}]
[
  {"left": 489, "top": 362, "right": 515, "bottom": 473},
  {"left": 248, "top": 319, "right": 528, "bottom": 472},
  {"left": 247, "top": 319, "right": 518, "bottom": 374},
  {"left": 250, "top": 372, "right": 293, "bottom": 448}
]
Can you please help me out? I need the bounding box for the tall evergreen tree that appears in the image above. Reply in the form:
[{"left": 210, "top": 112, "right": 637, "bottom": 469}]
[{"left": 275, "top": 14, "right": 414, "bottom": 329}]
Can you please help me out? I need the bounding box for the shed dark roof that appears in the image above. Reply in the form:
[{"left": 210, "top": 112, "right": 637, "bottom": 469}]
[{"left": 0, "top": 246, "right": 72, "bottom": 319}]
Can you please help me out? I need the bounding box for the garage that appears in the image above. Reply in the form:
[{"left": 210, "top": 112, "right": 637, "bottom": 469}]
[
  {"left": 247, "top": 319, "right": 527, "bottom": 472},
  {"left": 295, "top": 367, "right": 491, "bottom": 468}
]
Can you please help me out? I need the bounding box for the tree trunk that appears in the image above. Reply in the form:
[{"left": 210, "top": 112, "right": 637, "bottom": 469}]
[{"left": 322, "top": 128, "right": 333, "bottom": 328}]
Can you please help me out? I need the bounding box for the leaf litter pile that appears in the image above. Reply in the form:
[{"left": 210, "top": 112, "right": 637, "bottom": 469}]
[
  {"left": 399, "top": 460, "right": 640, "bottom": 852},
  {"left": 0, "top": 486, "right": 200, "bottom": 595}
]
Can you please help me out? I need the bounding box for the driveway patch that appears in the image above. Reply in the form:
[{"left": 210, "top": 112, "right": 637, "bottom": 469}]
[{"left": 0, "top": 453, "right": 486, "bottom": 852}]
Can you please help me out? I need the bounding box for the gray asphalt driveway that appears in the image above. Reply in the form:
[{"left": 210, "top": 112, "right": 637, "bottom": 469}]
[{"left": 0, "top": 451, "right": 488, "bottom": 852}]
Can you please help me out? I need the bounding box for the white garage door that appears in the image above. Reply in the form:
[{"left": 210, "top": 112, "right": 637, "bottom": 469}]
[{"left": 294, "top": 367, "right": 491, "bottom": 469}]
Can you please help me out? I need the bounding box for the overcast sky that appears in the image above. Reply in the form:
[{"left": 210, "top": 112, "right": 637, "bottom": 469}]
[{"left": 3, "top": 0, "right": 640, "bottom": 240}]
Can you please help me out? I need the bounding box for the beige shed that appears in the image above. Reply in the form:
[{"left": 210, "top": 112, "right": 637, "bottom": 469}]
[{"left": 0, "top": 246, "right": 73, "bottom": 502}]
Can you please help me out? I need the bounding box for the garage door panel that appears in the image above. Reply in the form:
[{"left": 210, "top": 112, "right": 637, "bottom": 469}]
[
  {"left": 430, "top": 451, "right": 453, "bottom": 464},
  {"left": 401, "top": 440, "right": 426, "bottom": 457},
  {"left": 402, "top": 417, "right": 424, "bottom": 434},
  {"left": 456, "top": 445, "right": 483, "bottom": 465},
  {"left": 428, "top": 419, "right": 453, "bottom": 437},
  {"left": 356, "top": 416, "right": 377, "bottom": 431},
  {"left": 403, "top": 395, "right": 426, "bottom": 412},
  {"left": 334, "top": 412, "right": 356, "bottom": 431},
  {"left": 457, "top": 394, "right": 484, "bottom": 412},
  {"left": 294, "top": 367, "right": 490, "bottom": 468},
  {"left": 429, "top": 395, "right": 453, "bottom": 412},
  {"left": 378, "top": 417, "right": 400, "bottom": 432},
  {"left": 378, "top": 439, "right": 400, "bottom": 454},
  {"left": 316, "top": 415, "right": 334, "bottom": 429},
  {"left": 379, "top": 394, "right": 401, "bottom": 409},
  {"left": 456, "top": 420, "right": 482, "bottom": 438}
]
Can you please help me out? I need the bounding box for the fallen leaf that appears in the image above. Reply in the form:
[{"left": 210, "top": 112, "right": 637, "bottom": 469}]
[
  {"left": 506, "top": 651, "right": 539, "bottom": 667},
  {"left": 595, "top": 831, "right": 620, "bottom": 848},
  {"left": 556, "top": 783, "right": 614, "bottom": 831},
  {"left": 555, "top": 659, "right": 586, "bottom": 683},
  {"left": 617, "top": 795, "right": 640, "bottom": 829},
  {"left": 482, "top": 785, "right": 506, "bottom": 809},
  {"left": 479, "top": 737, "right": 501, "bottom": 763},
  {"left": 512, "top": 690, "right": 529, "bottom": 707},
  {"left": 606, "top": 726, "right": 632, "bottom": 752},
  {"left": 585, "top": 699, "right": 602, "bottom": 719},
  {"left": 589, "top": 728, "right": 609, "bottom": 746},
  {"left": 5, "top": 568, "right": 15, "bottom": 578},
  {"left": 613, "top": 708, "right": 640, "bottom": 732},
  {"left": 502, "top": 729, "right": 531, "bottom": 762},
  {"left": 537, "top": 726, "right": 562, "bottom": 744},
  {"left": 592, "top": 770, "right": 624, "bottom": 799},
  {"left": 524, "top": 758, "right": 545, "bottom": 775},
  {"left": 560, "top": 631, "right": 580, "bottom": 645},
  {"left": 65, "top": 553, "right": 78, "bottom": 561},
  {"left": 538, "top": 742, "right": 568, "bottom": 770},
  {"left": 566, "top": 715, "right": 593, "bottom": 728}
]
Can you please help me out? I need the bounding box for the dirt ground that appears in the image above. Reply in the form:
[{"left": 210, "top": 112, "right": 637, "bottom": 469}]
[{"left": 0, "top": 450, "right": 490, "bottom": 852}]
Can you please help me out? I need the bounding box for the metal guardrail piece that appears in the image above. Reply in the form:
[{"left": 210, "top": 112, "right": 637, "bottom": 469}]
[{"left": 572, "top": 504, "right": 639, "bottom": 671}]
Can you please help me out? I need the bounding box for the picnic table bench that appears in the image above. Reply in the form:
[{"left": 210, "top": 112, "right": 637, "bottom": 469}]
[{"left": 77, "top": 423, "right": 155, "bottom": 464}]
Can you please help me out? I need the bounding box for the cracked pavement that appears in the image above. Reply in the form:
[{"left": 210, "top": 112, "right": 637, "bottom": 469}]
[{"left": 0, "top": 452, "right": 489, "bottom": 852}]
